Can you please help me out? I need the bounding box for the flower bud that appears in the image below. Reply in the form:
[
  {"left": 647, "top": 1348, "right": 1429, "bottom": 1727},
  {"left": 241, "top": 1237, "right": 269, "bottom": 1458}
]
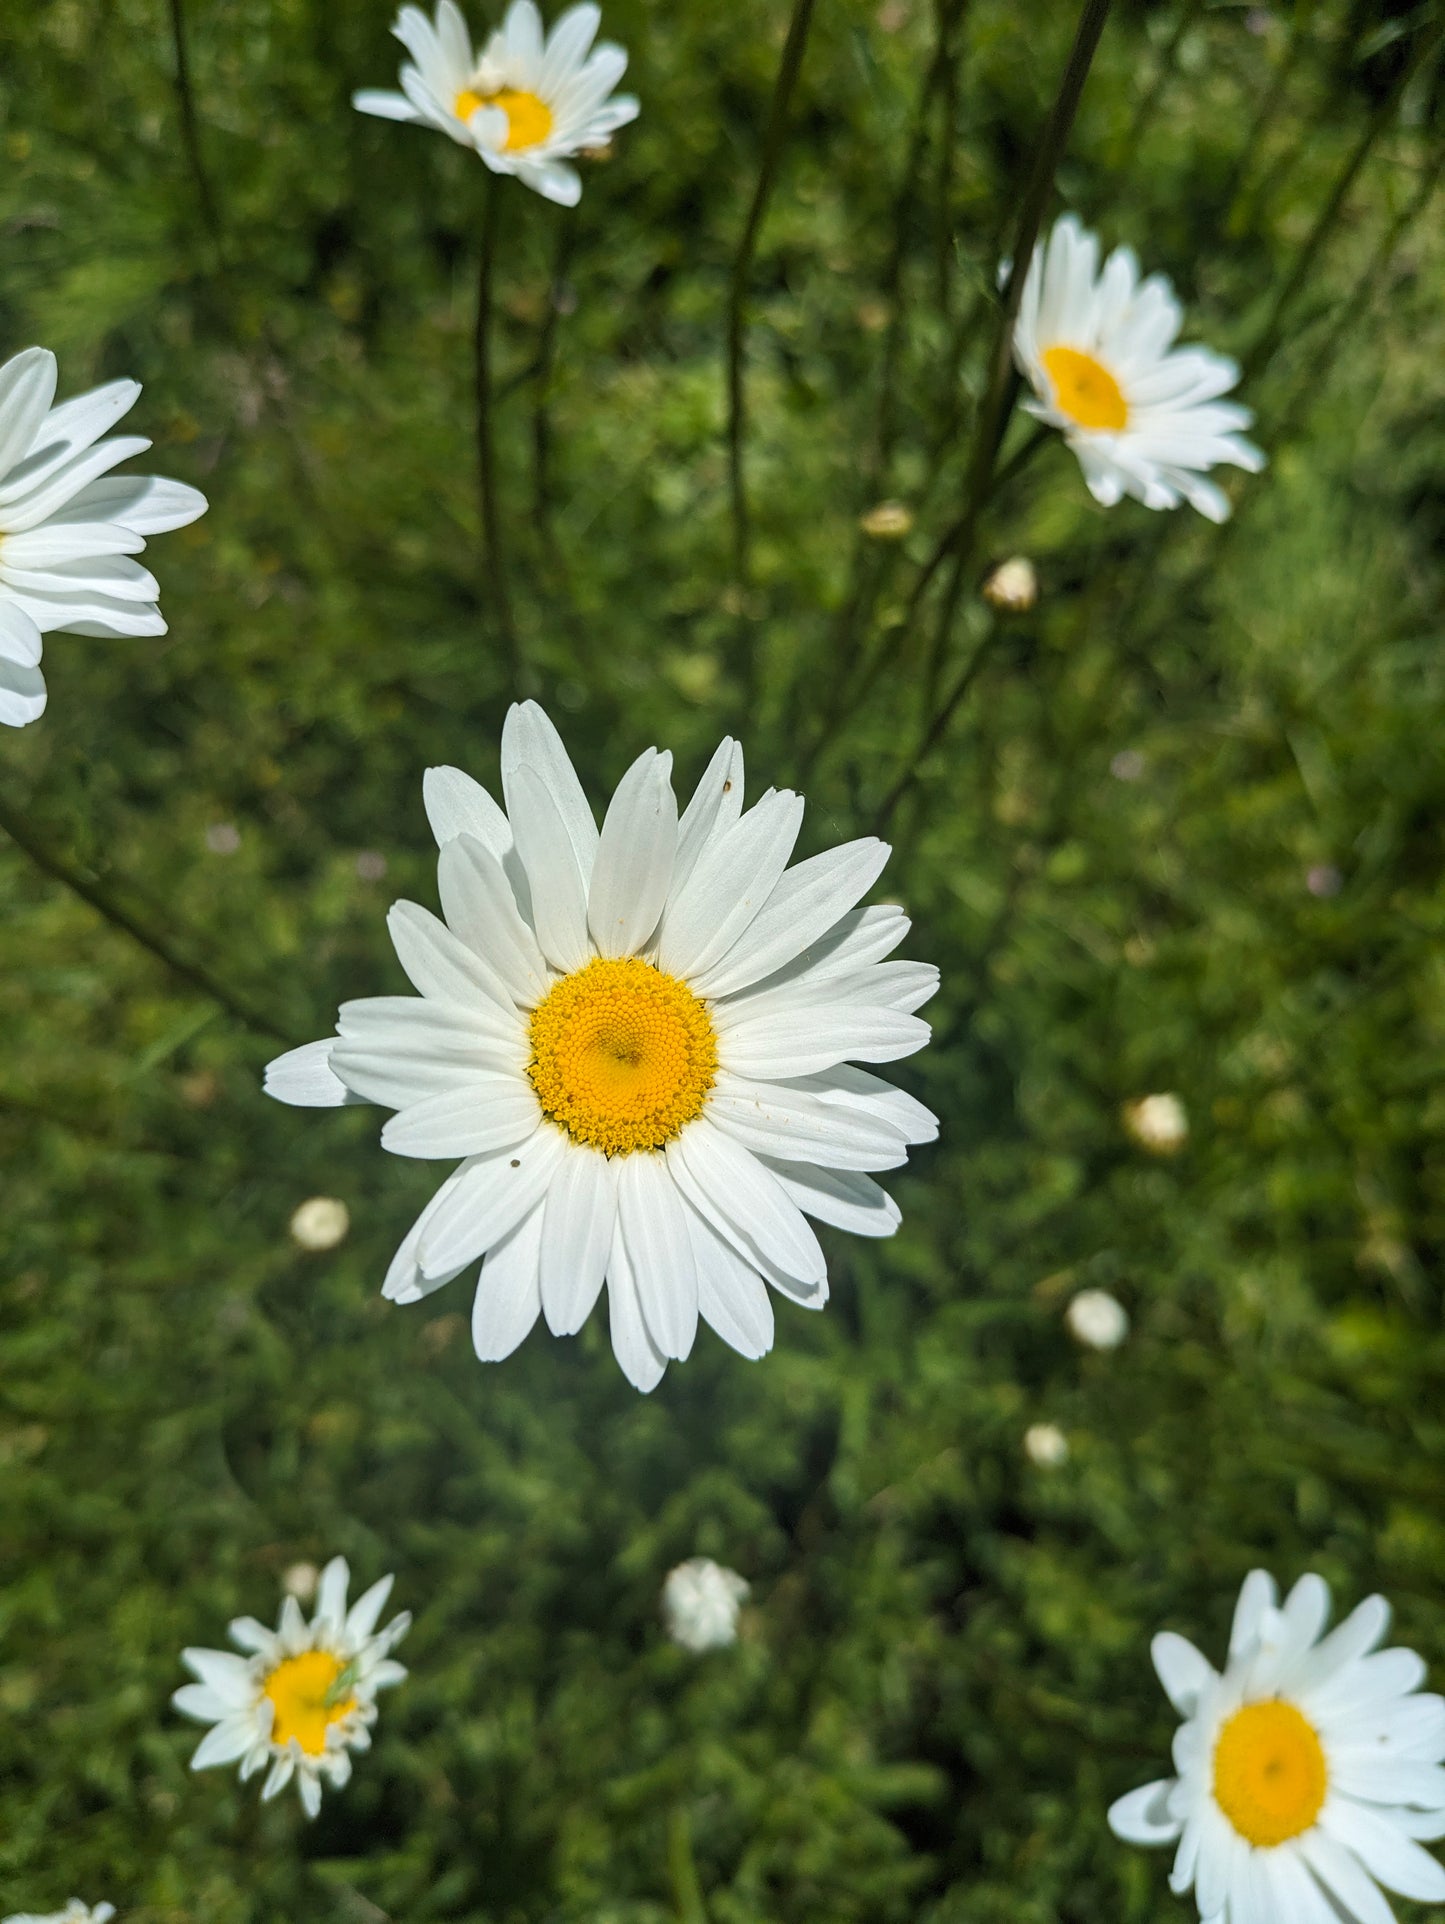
[{"left": 982, "top": 555, "right": 1038, "bottom": 613}]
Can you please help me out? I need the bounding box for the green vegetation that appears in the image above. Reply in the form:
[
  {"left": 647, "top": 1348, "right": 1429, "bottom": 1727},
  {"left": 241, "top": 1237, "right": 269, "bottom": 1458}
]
[{"left": 2, "top": 0, "right": 1443, "bottom": 1918}]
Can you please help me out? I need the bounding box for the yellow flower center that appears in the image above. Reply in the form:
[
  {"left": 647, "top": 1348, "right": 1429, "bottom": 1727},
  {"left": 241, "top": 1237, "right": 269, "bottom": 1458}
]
[
  {"left": 262, "top": 1650, "right": 355, "bottom": 1758},
  {"left": 454, "top": 86, "right": 555, "bottom": 152},
  {"left": 527, "top": 956, "right": 717, "bottom": 1156},
  {"left": 1041, "top": 345, "right": 1129, "bottom": 432},
  {"left": 1212, "top": 1700, "right": 1327, "bottom": 1848}
]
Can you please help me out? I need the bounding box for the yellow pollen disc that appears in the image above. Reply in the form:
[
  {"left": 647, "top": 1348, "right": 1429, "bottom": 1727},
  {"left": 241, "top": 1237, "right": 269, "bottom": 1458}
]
[
  {"left": 262, "top": 1650, "right": 355, "bottom": 1758},
  {"left": 454, "top": 86, "right": 554, "bottom": 152},
  {"left": 1041, "top": 344, "right": 1129, "bottom": 432},
  {"left": 527, "top": 956, "right": 717, "bottom": 1156},
  {"left": 1212, "top": 1700, "right": 1327, "bottom": 1848}
]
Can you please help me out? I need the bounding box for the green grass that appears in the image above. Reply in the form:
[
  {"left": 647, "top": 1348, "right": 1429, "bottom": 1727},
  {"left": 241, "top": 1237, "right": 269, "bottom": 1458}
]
[{"left": 2, "top": 0, "right": 1444, "bottom": 1917}]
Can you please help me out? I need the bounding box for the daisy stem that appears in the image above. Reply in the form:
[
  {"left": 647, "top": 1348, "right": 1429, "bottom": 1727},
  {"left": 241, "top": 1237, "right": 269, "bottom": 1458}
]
[
  {"left": 167, "top": 0, "right": 224, "bottom": 250},
  {"left": 1242, "top": 13, "right": 1444, "bottom": 382},
  {"left": 0, "top": 790, "right": 294, "bottom": 1045},
  {"left": 666, "top": 1804, "right": 710, "bottom": 1924},
  {"left": 475, "top": 169, "right": 522, "bottom": 680},
  {"left": 726, "top": 0, "right": 819, "bottom": 589}
]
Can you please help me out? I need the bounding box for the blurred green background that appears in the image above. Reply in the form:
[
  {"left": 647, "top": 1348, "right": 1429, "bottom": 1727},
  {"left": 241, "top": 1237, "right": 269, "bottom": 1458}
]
[{"left": 2, "top": 0, "right": 1444, "bottom": 1917}]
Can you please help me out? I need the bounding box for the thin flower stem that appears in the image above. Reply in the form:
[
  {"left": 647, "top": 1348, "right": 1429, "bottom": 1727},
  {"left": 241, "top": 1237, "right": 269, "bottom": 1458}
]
[
  {"left": 726, "top": 0, "right": 819, "bottom": 587},
  {"left": 0, "top": 791, "right": 294, "bottom": 1044},
  {"left": 475, "top": 169, "right": 521, "bottom": 678},
  {"left": 167, "top": 0, "right": 223, "bottom": 247},
  {"left": 532, "top": 213, "right": 578, "bottom": 547},
  {"left": 1219, "top": 15, "right": 1307, "bottom": 226},
  {"left": 1242, "top": 14, "right": 1444, "bottom": 381},
  {"left": 666, "top": 1804, "right": 710, "bottom": 1924},
  {"left": 933, "top": 0, "right": 968, "bottom": 320}
]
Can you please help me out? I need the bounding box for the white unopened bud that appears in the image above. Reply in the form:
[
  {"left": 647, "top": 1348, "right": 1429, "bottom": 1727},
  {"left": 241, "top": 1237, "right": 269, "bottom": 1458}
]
[
  {"left": 661, "top": 1557, "right": 749, "bottom": 1652},
  {"left": 859, "top": 500, "right": 914, "bottom": 540},
  {"left": 1122, "top": 1093, "right": 1189, "bottom": 1155},
  {"left": 289, "top": 1197, "right": 350, "bottom": 1251},
  {"left": 1024, "top": 1423, "right": 1069, "bottom": 1468},
  {"left": 982, "top": 555, "right": 1038, "bottom": 613},
  {"left": 282, "top": 1561, "right": 320, "bottom": 1602},
  {"left": 1066, "top": 1288, "right": 1129, "bottom": 1350}
]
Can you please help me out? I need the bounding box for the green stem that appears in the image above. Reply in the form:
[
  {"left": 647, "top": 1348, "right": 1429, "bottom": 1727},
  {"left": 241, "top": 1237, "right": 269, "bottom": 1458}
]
[
  {"left": 167, "top": 0, "right": 223, "bottom": 247},
  {"left": 1114, "top": 0, "right": 1204, "bottom": 166},
  {"left": 726, "top": 0, "right": 819, "bottom": 587},
  {"left": 0, "top": 792, "right": 293, "bottom": 1044},
  {"left": 667, "top": 1804, "right": 709, "bottom": 1924},
  {"left": 475, "top": 170, "right": 521, "bottom": 677},
  {"left": 532, "top": 212, "right": 578, "bottom": 546}
]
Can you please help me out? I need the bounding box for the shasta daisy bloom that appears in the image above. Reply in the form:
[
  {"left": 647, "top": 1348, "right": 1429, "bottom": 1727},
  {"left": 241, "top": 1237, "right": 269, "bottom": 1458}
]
[
  {"left": 662, "top": 1558, "right": 750, "bottom": 1652},
  {"left": 0, "top": 345, "right": 207, "bottom": 728},
  {"left": 173, "top": 1556, "right": 409, "bottom": 1819},
  {"left": 1012, "top": 215, "right": 1265, "bottom": 522},
  {"left": 265, "top": 702, "right": 938, "bottom": 1392},
  {"left": 3, "top": 1908, "right": 115, "bottom": 1924},
  {"left": 1109, "top": 1569, "right": 1445, "bottom": 1924},
  {"left": 353, "top": 0, "right": 638, "bottom": 207}
]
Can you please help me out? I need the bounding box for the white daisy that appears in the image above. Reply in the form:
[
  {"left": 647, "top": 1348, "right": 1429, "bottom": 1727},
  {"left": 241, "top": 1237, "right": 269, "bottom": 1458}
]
[
  {"left": 662, "top": 1558, "right": 750, "bottom": 1652},
  {"left": 172, "top": 1556, "right": 409, "bottom": 1819},
  {"left": 353, "top": 0, "right": 639, "bottom": 207},
  {"left": 0, "top": 345, "right": 207, "bottom": 728},
  {"left": 3, "top": 1907, "right": 115, "bottom": 1924},
  {"left": 265, "top": 701, "right": 939, "bottom": 1393},
  {"left": 1012, "top": 215, "right": 1265, "bottom": 522},
  {"left": 1109, "top": 1569, "right": 1445, "bottom": 1924}
]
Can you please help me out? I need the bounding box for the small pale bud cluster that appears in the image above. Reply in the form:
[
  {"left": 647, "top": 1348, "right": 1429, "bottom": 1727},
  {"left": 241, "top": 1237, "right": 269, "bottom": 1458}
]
[
  {"left": 982, "top": 555, "right": 1039, "bottom": 613},
  {"left": 859, "top": 500, "right": 915, "bottom": 540},
  {"left": 289, "top": 1196, "right": 351, "bottom": 1251},
  {"left": 1066, "top": 1288, "right": 1130, "bottom": 1350},
  {"left": 1122, "top": 1093, "right": 1188, "bottom": 1155},
  {"left": 661, "top": 1557, "right": 750, "bottom": 1651},
  {"left": 1024, "top": 1423, "right": 1070, "bottom": 1468}
]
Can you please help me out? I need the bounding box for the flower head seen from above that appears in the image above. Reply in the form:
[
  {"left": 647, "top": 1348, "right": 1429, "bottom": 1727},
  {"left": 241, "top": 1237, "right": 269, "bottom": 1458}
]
[
  {"left": 354, "top": 0, "right": 639, "bottom": 207},
  {"left": 265, "top": 702, "right": 939, "bottom": 1392},
  {"left": 663, "top": 1558, "right": 750, "bottom": 1652},
  {"left": 1109, "top": 1569, "right": 1445, "bottom": 1924},
  {"left": 0, "top": 346, "right": 207, "bottom": 728},
  {"left": 173, "top": 1556, "right": 409, "bottom": 1819},
  {"left": 1012, "top": 215, "right": 1265, "bottom": 522},
  {"left": 3, "top": 1907, "right": 115, "bottom": 1924}
]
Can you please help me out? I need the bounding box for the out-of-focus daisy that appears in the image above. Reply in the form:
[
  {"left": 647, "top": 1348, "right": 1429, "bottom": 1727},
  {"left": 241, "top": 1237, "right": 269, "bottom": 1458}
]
[
  {"left": 1123, "top": 1092, "right": 1189, "bottom": 1155},
  {"left": 173, "top": 1556, "right": 409, "bottom": 1819},
  {"left": 353, "top": 1, "right": 639, "bottom": 207},
  {"left": 981, "top": 555, "right": 1038, "bottom": 614},
  {"left": 289, "top": 1195, "right": 351, "bottom": 1251},
  {"left": 265, "top": 701, "right": 938, "bottom": 1392},
  {"left": 0, "top": 346, "right": 207, "bottom": 728},
  {"left": 662, "top": 1558, "right": 750, "bottom": 1652},
  {"left": 1110, "top": 1569, "right": 1445, "bottom": 1923},
  {"left": 1024, "top": 1421, "right": 1069, "bottom": 1467},
  {"left": 1012, "top": 215, "right": 1264, "bottom": 522},
  {"left": 3, "top": 1908, "right": 115, "bottom": 1924},
  {"left": 1066, "top": 1287, "right": 1129, "bottom": 1350}
]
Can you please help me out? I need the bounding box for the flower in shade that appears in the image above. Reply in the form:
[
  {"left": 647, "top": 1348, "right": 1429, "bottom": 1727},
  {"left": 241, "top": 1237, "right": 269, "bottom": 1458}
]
[
  {"left": 265, "top": 701, "right": 938, "bottom": 1392},
  {"left": 353, "top": 0, "right": 639, "bottom": 207},
  {"left": 1012, "top": 215, "right": 1265, "bottom": 522},
  {"left": 173, "top": 1556, "right": 409, "bottom": 1819},
  {"left": 1109, "top": 1569, "right": 1445, "bottom": 1924},
  {"left": 3, "top": 1908, "right": 115, "bottom": 1924},
  {"left": 1066, "top": 1287, "right": 1129, "bottom": 1350},
  {"left": 662, "top": 1557, "right": 750, "bottom": 1652},
  {"left": 0, "top": 346, "right": 207, "bottom": 728}
]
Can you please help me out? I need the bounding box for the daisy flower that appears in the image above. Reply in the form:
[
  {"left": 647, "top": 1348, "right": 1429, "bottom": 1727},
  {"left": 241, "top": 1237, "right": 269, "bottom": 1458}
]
[
  {"left": 0, "top": 345, "right": 207, "bottom": 728},
  {"left": 3, "top": 1908, "right": 115, "bottom": 1924},
  {"left": 1109, "top": 1569, "right": 1445, "bottom": 1923},
  {"left": 264, "top": 701, "right": 938, "bottom": 1392},
  {"left": 662, "top": 1558, "right": 750, "bottom": 1652},
  {"left": 173, "top": 1556, "right": 409, "bottom": 1819},
  {"left": 353, "top": 0, "right": 639, "bottom": 207},
  {"left": 1012, "top": 215, "right": 1265, "bottom": 522}
]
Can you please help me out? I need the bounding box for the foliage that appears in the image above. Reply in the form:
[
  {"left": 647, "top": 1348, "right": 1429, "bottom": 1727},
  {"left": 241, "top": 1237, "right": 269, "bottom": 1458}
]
[{"left": 1, "top": 0, "right": 1443, "bottom": 1918}]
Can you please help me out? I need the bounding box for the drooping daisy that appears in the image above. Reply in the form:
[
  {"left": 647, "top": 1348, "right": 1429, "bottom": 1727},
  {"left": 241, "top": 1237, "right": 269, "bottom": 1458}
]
[
  {"left": 0, "top": 345, "right": 207, "bottom": 728},
  {"left": 353, "top": 1, "right": 639, "bottom": 207},
  {"left": 662, "top": 1558, "right": 750, "bottom": 1652},
  {"left": 1012, "top": 215, "right": 1265, "bottom": 522},
  {"left": 265, "top": 702, "right": 938, "bottom": 1392},
  {"left": 173, "top": 1556, "right": 409, "bottom": 1819},
  {"left": 1109, "top": 1569, "right": 1445, "bottom": 1923},
  {"left": 3, "top": 1907, "right": 115, "bottom": 1924}
]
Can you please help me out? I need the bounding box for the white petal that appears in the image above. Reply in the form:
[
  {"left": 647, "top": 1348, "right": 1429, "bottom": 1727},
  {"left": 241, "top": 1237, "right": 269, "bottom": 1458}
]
[
  {"left": 422, "top": 764, "right": 513, "bottom": 858},
  {"left": 436, "top": 833, "right": 549, "bottom": 1005},
  {"left": 0, "top": 346, "right": 58, "bottom": 478},
  {"left": 686, "top": 1204, "right": 774, "bottom": 1359},
  {"left": 539, "top": 1145, "right": 618, "bottom": 1335},
  {"left": 587, "top": 748, "right": 678, "bottom": 956},
  {"left": 190, "top": 1716, "right": 257, "bottom": 1770},
  {"left": 417, "top": 1127, "right": 562, "bottom": 1277},
  {"left": 227, "top": 1616, "right": 279, "bottom": 1656},
  {"left": 507, "top": 762, "right": 592, "bottom": 972},
  {"left": 345, "top": 1573, "right": 397, "bottom": 1643},
  {"left": 1294, "top": 1595, "right": 1391, "bottom": 1689},
  {"left": 0, "top": 599, "right": 43, "bottom": 666},
  {"left": 667, "top": 1119, "right": 826, "bottom": 1284},
  {"left": 694, "top": 837, "right": 890, "bottom": 997},
  {"left": 671, "top": 736, "right": 744, "bottom": 899},
  {"left": 353, "top": 86, "right": 425, "bottom": 119},
  {"left": 763, "top": 1160, "right": 901, "bottom": 1238},
  {"left": 707, "top": 1072, "right": 910, "bottom": 1171},
  {"left": 261, "top": 1751, "right": 295, "bottom": 1800},
  {"left": 500, "top": 700, "right": 598, "bottom": 880},
  {"left": 315, "top": 1556, "right": 350, "bottom": 1630},
  {"left": 471, "top": 1203, "right": 545, "bottom": 1360},
  {"left": 539, "top": 1, "right": 602, "bottom": 93},
  {"left": 382, "top": 1164, "right": 476, "bottom": 1305},
  {"left": 718, "top": 1003, "right": 930, "bottom": 1080},
  {"left": 1107, "top": 1779, "right": 1182, "bottom": 1846},
  {"left": 606, "top": 1220, "right": 668, "bottom": 1392},
  {"left": 617, "top": 1154, "right": 697, "bottom": 1360},
  {"left": 1300, "top": 1831, "right": 1398, "bottom": 1924},
  {"left": 0, "top": 520, "right": 144, "bottom": 566},
  {"left": 1152, "top": 1633, "right": 1214, "bottom": 1717},
  {"left": 388, "top": 899, "right": 520, "bottom": 1014},
  {"left": 62, "top": 472, "right": 207, "bottom": 533},
  {"left": 0, "top": 433, "right": 151, "bottom": 532},
  {"left": 181, "top": 1646, "right": 255, "bottom": 1700},
  {"left": 172, "top": 1682, "right": 233, "bottom": 1722},
  {"left": 1323, "top": 1801, "right": 1445, "bottom": 1902},
  {"left": 0, "top": 650, "right": 47, "bottom": 727},
  {"left": 299, "top": 1770, "right": 323, "bottom": 1818},
  {"left": 381, "top": 1077, "right": 540, "bottom": 1158},
  {"left": 656, "top": 788, "right": 804, "bottom": 981}
]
